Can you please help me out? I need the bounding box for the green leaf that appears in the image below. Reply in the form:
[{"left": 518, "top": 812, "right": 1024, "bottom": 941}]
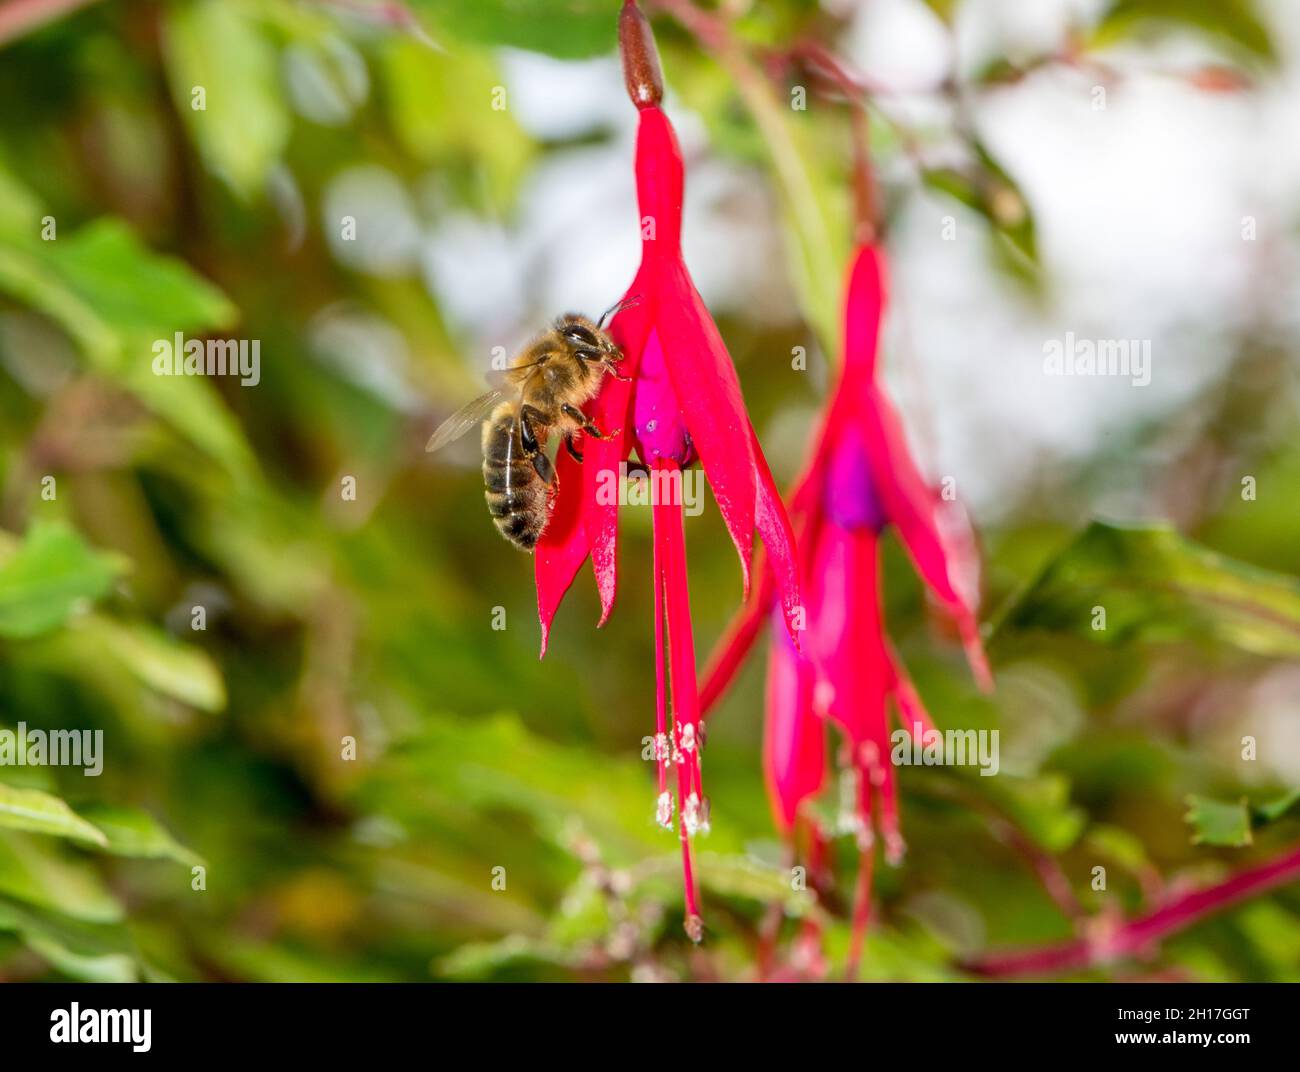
[
  {"left": 436, "top": 934, "right": 576, "bottom": 981},
  {"left": 0, "top": 158, "right": 43, "bottom": 240},
  {"left": 412, "top": 0, "right": 621, "bottom": 60},
  {"left": 0, "top": 217, "right": 256, "bottom": 482},
  {"left": 78, "top": 618, "right": 227, "bottom": 713},
  {"left": 1235, "top": 901, "right": 1300, "bottom": 975},
  {"left": 923, "top": 144, "right": 1040, "bottom": 289},
  {"left": 0, "top": 243, "right": 118, "bottom": 364},
  {"left": 1253, "top": 788, "right": 1300, "bottom": 826},
  {"left": 0, "top": 834, "right": 121, "bottom": 922},
  {"left": 42, "top": 218, "right": 237, "bottom": 343},
  {"left": 72, "top": 805, "right": 202, "bottom": 866},
  {"left": 364, "top": 712, "right": 747, "bottom": 859},
  {"left": 0, "top": 522, "right": 124, "bottom": 639},
  {"left": 119, "top": 364, "right": 260, "bottom": 487},
  {"left": 0, "top": 897, "right": 137, "bottom": 982},
  {"left": 982, "top": 773, "right": 1087, "bottom": 853},
  {"left": 991, "top": 521, "right": 1300, "bottom": 657},
  {"left": 380, "top": 38, "right": 536, "bottom": 210},
  {"left": 0, "top": 217, "right": 254, "bottom": 480},
  {"left": 973, "top": 141, "right": 1039, "bottom": 276},
  {"left": 694, "top": 852, "right": 816, "bottom": 915},
  {"left": 0, "top": 784, "right": 108, "bottom": 846},
  {"left": 21, "top": 930, "right": 137, "bottom": 982},
  {"left": 1184, "top": 794, "right": 1252, "bottom": 847},
  {"left": 1085, "top": 824, "right": 1152, "bottom": 874},
  {"left": 162, "top": 0, "right": 291, "bottom": 198},
  {"left": 369, "top": 712, "right": 668, "bottom": 850},
  {"left": 1094, "top": 0, "right": 1275, "bottom": 64},
  {"left": 0, "top": 218, "right": 237, "bottom": 366}
]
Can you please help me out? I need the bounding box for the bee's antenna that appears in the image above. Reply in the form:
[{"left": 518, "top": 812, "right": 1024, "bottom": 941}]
[{"left": 598, "top": 294, "right": 642, "bottom": 329}]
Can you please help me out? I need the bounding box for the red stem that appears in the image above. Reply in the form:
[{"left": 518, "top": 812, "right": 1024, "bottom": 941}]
[
  {"left": 845, "top": 842, "right": 875, "bottom": 980},
  {"left": 965, "top": 843, "right": 1300, "bottom": 978},
  {"left": 990, "top": 817, "right": 1086, "bottom": 924}
]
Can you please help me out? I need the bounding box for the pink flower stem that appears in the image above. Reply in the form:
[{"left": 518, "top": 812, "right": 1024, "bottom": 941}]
[{"left": 965, "top": 842, "right": 1300, "bottom": 978}]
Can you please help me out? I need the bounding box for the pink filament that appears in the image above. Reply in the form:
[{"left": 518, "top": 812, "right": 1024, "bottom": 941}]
[
  {"left": 652, "top": 495, "right": 669, "bottom": 803},
  {"left": 652, "top": 458, "right": 703, "bottom": 932}
]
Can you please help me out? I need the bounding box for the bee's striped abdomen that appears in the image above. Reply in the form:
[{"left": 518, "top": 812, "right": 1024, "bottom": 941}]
[{"left": 481, "top": 404, "right": 548, "bottom": 551}]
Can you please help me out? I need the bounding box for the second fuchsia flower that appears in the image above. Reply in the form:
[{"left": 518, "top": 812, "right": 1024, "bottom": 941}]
[
  {"left": 701, "top": 237, "right": 992, "bottom": 971},
  {"left": 534, "top": 0, "right": 801, "bottom": 941}
]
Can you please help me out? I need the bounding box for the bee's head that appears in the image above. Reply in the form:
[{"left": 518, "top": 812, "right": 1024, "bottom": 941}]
[
  {"left": 555, "top": 315, "right": 608, "bottom": 350},
  {"left": 557, "top": 315, "right": 622, "bottom": 368}
]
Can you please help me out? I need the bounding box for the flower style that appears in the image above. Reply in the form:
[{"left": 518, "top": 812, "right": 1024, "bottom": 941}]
[
  {"left": 700, "top": 238, "right": 992, "bottom": 967},
  {"left": 533, "top": 0, "right": 801, "bottom": 941}
]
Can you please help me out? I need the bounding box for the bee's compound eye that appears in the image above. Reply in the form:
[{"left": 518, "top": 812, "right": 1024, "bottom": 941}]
[{"left": 564, "top": 324, "right": 599, "bottom": 347}]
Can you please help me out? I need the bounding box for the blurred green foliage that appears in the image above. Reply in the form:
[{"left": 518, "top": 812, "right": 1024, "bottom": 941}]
[{"left": 0, "top": 0, "right": 1296, "bottom": 983}]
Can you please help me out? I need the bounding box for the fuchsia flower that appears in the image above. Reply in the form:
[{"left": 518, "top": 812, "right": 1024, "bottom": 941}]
[
  {"left": 535, "top": 0, "right": 801, "bottom": 941},
  {"left": 700, "top": 239, "right": 992, "bottom": 969}
]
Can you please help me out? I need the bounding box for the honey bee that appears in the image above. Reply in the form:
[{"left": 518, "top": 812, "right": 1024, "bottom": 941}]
[{"left": 426, "top": 302, "right": 634, "bottom": 551}]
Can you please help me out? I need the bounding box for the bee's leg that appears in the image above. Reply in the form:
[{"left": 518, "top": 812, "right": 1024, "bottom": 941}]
[
  {"left": 579, "top": 349, "right": 631, "bottom": 381},
  {"left": 561, "top": 403, "right": 618, "bottom": 440},
  {"left": 518, "top": 405, "right": 555, "bottom": 485},
  {"left": 532, "top": 451, "right": 555, "bottom": 485},
  {"left": 518, "top": 405, "right": 546, "bottom": 456},
  {"left": 564, "top": 435, "right": 584, "bottom": 464}
]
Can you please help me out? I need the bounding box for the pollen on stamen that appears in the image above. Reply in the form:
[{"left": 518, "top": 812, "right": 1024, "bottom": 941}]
[
  {"left": 838, "top": 810, "right": 868, "bottom": 839},
  {"left": 656, "top": 791, "right": 674, "bottom": 829},
  {"left": 654, "top": 732, "right": 671, "bottom": 764},
  {"left": 884, "top": 831, "right": 906, "bottom": 866},
  {"left": 682, "top": 792, "right": 702, "bottom": 836},
  {"left": 679, "top": 722, "right": 696, "bottom": 753},
  {"left": 860, "top": 741, "right": 887, "bottom": 788},
  {"left": 699, "top": 795, "right": 711, "bottom": 834}
]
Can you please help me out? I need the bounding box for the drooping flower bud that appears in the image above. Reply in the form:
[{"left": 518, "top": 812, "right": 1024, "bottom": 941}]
[{"left": 619, "top": 0, "right": 664, "bottom": 109}]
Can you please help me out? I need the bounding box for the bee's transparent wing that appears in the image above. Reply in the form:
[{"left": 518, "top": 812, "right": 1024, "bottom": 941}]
[
  {"left": 425, "top": 388, "right": 509, "bottom": 454},
  {"left": 484, "top": 358, "right": 548, "bottom": 391}
]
